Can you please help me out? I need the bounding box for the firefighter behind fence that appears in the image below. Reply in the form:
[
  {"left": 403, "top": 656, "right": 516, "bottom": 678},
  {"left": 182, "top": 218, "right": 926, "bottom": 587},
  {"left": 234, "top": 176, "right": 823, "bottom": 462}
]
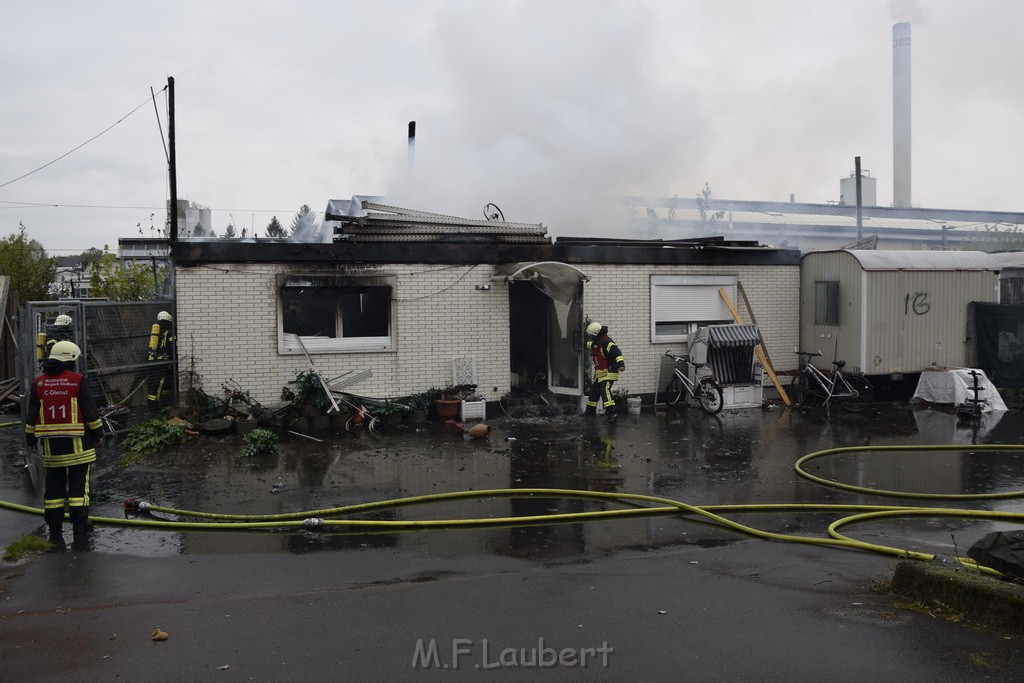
[
  {"left": 583, "top": 321, "right": 625, "bottom": 421},
  {"left": 35, "top": 313, "right": 75, "bottom": 366},
  {"left": 147, "top": 310, "right": 176, "bottom": 408},
  {"left": 25, "top": 341, "right": 104, "bottom": 548}
]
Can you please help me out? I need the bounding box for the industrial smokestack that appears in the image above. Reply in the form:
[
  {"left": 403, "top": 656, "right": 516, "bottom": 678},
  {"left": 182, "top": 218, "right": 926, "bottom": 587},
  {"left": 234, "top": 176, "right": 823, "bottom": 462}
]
[
  {"left": 407, "top": 121, "right": 416, "bottom": 194},
  {"left": 892, "top": 22, "right": 911, "bottom": 208}
]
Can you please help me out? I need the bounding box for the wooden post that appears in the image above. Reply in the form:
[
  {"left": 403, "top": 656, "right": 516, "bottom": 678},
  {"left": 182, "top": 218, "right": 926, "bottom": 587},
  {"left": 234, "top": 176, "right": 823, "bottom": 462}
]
[{"left": 718, "top": 288, "right": 791, "bottom": 406}]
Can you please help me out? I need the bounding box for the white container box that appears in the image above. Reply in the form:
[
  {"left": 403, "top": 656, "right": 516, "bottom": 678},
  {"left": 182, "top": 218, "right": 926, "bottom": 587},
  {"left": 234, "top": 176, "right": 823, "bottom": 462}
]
[
  {"left": 722, "top": 384, "right": 763, "bottom": 409},
  {"left": 460, "top": 400, "right": 486, "bottom": 421}
]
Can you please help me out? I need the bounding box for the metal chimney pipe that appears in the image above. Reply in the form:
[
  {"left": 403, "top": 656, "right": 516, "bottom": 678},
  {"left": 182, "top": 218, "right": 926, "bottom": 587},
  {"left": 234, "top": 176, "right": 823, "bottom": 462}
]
[
  {"left": 892, "top": 22, "right": 912, "bottom": 208},
  {"left": 407, "top": 121, "right": 416, "bottom": 193}
]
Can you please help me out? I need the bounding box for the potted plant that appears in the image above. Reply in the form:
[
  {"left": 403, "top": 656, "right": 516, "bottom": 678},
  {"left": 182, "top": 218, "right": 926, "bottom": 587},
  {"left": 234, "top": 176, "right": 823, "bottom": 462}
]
[
  {"left": 405, "top": 392, "right": 431, "bottom": 423},
  {"left": 374, "top": 399, "right": 407, "bottom": 425},
  {"left": 460, "top": 392, "right": 487, "bottom": 421},
  {"left": 430, "top": 386, "right": 462, "bottom": 421}
]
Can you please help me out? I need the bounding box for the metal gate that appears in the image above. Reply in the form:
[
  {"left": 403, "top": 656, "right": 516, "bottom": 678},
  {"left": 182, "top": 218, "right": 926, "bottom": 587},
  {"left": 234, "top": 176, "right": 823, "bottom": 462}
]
[{"left": 20, "top": 300, "right": 176, "bottom": 435}]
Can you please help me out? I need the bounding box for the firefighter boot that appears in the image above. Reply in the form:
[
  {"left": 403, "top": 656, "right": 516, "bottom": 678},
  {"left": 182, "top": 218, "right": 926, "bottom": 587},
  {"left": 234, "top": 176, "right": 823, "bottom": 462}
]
[
  {"left": 70, "top": 507, "right": 93, "bottom": 550},
  {"left": 583, "top": 405, "right": 596, "bottom": 417},
  {"left": 44, "top": 508, "right": 65, "bottom": 548}
]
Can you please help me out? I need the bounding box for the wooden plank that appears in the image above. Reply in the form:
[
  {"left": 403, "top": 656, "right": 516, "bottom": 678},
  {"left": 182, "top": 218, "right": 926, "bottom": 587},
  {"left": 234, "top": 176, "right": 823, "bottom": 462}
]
[
  {"left": 0, "top": 381, "right": 18, "bottom": 404},
  {"left": 718, "top": 287, "right": 791, "bottom": 406},
  {"left": 736, "top": 281, "right": 782, "bottom": 383}
]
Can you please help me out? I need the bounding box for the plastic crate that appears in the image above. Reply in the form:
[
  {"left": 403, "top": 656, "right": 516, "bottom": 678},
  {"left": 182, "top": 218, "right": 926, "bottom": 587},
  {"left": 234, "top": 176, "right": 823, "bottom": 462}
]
[{"left": 460, "top": 400, "right": 486, "bottom": 421}]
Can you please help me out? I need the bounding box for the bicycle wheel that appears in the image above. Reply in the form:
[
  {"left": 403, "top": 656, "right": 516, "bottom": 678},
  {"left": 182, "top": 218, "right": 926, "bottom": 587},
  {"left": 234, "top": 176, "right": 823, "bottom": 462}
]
[
  {"left": 789, "top": 373, "right": 810, "bottom": 408},
  {"left": 696, "top": 377, "right": 724, "bottom": 415},
  {"left": 837, "top": 374, "right": 873, "bottom": 412},
  {"left": 664, "top": 375, "right": 686, "bottom": 406}
]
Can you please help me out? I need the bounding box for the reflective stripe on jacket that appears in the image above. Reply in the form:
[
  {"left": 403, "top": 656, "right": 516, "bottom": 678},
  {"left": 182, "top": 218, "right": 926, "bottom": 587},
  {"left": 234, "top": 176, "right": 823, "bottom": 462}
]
[
  {"left": 587, "top": 334, "right": 625, "bottom": 381},
  {"left": 26, "top": 368, "right": 103, "bottom": 467}
]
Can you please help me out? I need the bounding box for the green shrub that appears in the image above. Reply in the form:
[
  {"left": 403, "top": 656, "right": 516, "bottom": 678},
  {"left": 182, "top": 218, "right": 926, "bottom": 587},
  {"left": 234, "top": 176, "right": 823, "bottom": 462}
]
[
  {"left": 239, "top": 428, "right": 279, "bottom": 458},
  {"left": 118, "top": 418, "right": 187, "bottom": 466}
]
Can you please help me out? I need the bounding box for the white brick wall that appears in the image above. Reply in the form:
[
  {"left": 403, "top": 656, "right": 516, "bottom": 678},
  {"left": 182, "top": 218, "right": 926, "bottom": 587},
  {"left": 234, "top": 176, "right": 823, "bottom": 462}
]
[
  {"left": 580, "top": 264, "right": 800, "bottom": 397},
  {"left": 176, "top": 261, "right": 798, "bottom": 404},
  {"left": 176, "top": 263, "right": 509, "bottom": 404}
]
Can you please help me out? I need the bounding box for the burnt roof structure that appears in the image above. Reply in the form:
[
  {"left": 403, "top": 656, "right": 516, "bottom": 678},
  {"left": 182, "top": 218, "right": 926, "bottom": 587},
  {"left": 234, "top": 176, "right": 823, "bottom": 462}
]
[{"left": 174, "top": 200, "right": 800, "bottom": 267}]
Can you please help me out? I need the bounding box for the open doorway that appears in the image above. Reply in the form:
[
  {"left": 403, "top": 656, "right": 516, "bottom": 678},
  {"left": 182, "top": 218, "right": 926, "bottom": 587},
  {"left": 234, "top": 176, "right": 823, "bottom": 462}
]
[
  {"left": 508, "top": 280, "right": 583, "bottom": 396},
  {"left": 500, "top": 261, "right": 587, "bottom": 400}
]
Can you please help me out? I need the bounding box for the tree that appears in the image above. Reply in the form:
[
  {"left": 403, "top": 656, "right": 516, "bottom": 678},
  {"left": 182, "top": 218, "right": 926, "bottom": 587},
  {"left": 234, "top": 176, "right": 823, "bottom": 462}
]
[
  {"left": 224, "top": 224, "right": 237, "bottom": 238},
  {"left": 290, "top": 205, "right": 318, "bottom": 239},
  {"left": 89, "top": 245, "right": 169, "bottom": 301},
  {"left": 79, "top": 247, "right": 105, "bottom": 269},
  {"left": 266, "top": 216, "right": 286, "bottom": 238},
  {"left": 0, "top": 223, "right": 57, "bottom": 302},
  {"left": 192, "top": 223, "right": 205, "bottom": 238},
  {"left": 696, "top": 183, "right": 725, "bottom": 235}
]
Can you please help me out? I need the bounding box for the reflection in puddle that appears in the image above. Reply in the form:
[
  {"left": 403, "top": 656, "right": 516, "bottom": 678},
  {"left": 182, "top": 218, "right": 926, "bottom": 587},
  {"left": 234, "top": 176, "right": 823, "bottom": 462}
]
[{"left": 3, "top": 403, "right": 1024, "bottom": 561}]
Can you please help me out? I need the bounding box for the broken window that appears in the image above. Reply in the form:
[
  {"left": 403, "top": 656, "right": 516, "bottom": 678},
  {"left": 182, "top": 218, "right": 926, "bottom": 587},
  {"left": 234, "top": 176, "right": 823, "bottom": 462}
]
[
  {"left": 278, "top": 275, "right": 393, "bottom": 353},
  {"left": 650, "top": 275, "right": 737, "bottom": 342},
  {"left": 814, "top": 281, "right": 839, "bottom": 325}
]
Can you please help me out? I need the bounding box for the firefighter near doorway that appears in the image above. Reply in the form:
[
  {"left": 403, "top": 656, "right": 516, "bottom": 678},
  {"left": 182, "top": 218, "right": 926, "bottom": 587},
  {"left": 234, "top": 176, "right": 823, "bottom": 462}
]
[{"left": 147, "top": 311, "right": 176, "bottom": 408}]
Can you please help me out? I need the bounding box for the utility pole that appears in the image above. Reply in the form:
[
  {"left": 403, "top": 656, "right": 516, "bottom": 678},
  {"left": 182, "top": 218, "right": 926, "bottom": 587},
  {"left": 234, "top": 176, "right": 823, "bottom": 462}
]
[
  {"left": 168, "top": 76, "right": 178, "bottom": 243},
  {"left": 855, "top": 156, "right": 863, "bottom": 242}
]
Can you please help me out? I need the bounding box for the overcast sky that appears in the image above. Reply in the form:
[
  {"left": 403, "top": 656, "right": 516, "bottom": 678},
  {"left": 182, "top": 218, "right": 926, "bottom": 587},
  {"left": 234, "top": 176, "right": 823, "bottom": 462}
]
[{"left": 2, "top": 0, "right": 1023, "bottom": 253}]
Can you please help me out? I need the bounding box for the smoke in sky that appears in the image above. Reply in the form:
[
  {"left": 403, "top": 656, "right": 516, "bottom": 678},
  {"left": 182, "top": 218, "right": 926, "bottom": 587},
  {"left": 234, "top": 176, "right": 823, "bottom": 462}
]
[
  {"left": 888, "top": 0, "right": 928, "bottom": 23},
  {"left": 387, "top": 1, "right": 708, "bottom": 237}
]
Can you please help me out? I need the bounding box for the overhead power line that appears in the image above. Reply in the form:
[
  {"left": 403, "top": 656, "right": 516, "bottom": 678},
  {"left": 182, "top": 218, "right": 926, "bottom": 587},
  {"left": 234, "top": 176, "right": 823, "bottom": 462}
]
[
  {"left": 0, "top": 87, "right": 167, "bottom": 190},
  {"left": 0, "top": 200, "right": 295, "bottom": 213}
]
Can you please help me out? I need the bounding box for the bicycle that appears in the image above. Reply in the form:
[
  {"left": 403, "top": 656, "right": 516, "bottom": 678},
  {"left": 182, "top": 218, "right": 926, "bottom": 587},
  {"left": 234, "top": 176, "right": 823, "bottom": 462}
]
[
  {"left": 663, "top": 351, "right": 724, "bottom": 415},
  {"left": 789, "top": 350, "right": 873, "bottom": 412}
]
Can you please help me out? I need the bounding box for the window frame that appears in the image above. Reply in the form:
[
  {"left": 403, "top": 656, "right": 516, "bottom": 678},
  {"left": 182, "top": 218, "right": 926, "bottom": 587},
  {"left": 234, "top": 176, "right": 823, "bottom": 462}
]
[
  {"left": 814, "top": 280, "right": 839, "bottom": 326},
  {"left": 650, "top": 274, "right": 738, "bottom": 343},
  {"left": 277, "top": 274, "right": 395, "bottom": 354}
]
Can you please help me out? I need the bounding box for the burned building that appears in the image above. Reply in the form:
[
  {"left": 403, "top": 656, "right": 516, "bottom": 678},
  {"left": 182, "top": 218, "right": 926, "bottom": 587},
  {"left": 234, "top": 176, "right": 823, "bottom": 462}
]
[{"left": 172, "top": 201, "right": 801, "bottom": 409}]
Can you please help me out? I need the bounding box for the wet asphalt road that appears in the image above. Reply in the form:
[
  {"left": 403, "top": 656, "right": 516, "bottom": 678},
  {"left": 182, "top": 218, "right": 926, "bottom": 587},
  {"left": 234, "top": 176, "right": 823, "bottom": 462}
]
[{"left": 3, "top": 401, "right": 1024, "bottom": 681}]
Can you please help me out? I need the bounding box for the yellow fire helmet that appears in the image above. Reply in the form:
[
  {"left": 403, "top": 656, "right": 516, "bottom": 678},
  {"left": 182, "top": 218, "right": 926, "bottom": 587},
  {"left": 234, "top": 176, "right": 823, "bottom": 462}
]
[
  {"left": 157, "top": 311, "right": 172, "bottom": 322},
  {"left": 49, "top": 340, "right": 81, "bottom": 362}
]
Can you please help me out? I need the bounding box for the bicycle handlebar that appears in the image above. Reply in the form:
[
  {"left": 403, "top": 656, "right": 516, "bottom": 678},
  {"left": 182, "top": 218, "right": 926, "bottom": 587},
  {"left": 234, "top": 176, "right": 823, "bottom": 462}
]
[{"left": 794, "top": 349, "right": 822, "bottom": 358}]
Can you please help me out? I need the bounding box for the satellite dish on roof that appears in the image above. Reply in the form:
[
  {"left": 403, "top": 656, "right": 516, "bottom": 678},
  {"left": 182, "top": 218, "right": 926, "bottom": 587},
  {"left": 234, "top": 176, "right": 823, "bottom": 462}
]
[{"left": 483, "top": 203, "right": 504, "bottom": 222}]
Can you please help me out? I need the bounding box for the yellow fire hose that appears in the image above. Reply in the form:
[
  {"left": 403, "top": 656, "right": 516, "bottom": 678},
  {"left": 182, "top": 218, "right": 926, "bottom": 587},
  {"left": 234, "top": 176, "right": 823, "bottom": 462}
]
[{"left": 4, "top": 444, "right": 1024, "bottom": 576}]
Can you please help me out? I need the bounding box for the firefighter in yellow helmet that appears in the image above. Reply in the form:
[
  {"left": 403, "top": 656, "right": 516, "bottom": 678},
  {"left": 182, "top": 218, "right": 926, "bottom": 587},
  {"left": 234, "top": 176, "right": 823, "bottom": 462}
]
[
  {"left": 25, "top": 341, "right": 104, "bottom": 548},
  {"left": 147, "top": 310, "right": 177, "bottom": 408},
  {"left": 36, "top": 313, "right": 75, "bottom": 365},
  {"left": 583, "top": 321, "right": 625, "bottom": 422}
]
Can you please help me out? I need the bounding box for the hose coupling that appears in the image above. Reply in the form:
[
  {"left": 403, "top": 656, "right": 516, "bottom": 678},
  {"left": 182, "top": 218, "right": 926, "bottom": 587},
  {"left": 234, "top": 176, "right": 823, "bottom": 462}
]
[
  {"left": 124, "top": 498, "right": 151, "bottom": 512},
  {"left": 303, "top": 517, "right": 325, "bottom": 529}
]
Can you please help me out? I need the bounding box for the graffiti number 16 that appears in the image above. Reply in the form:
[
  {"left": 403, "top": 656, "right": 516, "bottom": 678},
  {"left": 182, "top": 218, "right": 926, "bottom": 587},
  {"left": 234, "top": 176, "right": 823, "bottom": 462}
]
[{"left": 904, "top": 292, "right": 930, "bottom": 316}]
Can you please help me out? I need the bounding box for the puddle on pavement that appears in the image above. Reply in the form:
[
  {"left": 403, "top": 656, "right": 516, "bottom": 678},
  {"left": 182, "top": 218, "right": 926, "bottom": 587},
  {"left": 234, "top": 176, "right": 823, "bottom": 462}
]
[{"left": 3, "top": 403, "right": 1024, "bottom": 562}]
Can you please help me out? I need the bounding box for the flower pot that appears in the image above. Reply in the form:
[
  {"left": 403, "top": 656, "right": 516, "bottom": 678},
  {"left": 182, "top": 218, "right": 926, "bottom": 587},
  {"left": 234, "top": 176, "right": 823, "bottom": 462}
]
[
  {"left": 406, "top": 409, "right": 427, "bottom": 424},
  {"left": 433, "top": 399, "right": 461, "bottom": 420},
  {"left": 382, "top": 411, "right": 404, "bottom": 425}
]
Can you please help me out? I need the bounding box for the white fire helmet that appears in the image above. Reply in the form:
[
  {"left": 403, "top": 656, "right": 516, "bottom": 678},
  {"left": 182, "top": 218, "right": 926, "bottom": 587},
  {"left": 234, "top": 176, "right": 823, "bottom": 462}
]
[
  {"left": 49, "top": 340, "right": 81, "bottom": 362},
  {"left": 54, "top": 314, "right": 72, "bottom": 326},
  {"left": 586, "top": 322, "right": 603, "bottom": 337},
  {"left": 157, "top": 311, "right": 172, "bottom": 322}
]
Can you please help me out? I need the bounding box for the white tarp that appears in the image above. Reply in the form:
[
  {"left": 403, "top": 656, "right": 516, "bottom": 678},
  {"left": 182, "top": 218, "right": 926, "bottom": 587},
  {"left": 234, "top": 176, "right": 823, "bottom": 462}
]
[{"left": 912, "top": 368, "right": 1007, "bottom": 412}]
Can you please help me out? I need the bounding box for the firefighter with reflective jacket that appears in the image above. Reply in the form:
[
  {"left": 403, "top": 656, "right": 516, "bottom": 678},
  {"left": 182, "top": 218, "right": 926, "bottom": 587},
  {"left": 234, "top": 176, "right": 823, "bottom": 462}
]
[
  {"left": 583, "top": 321, "right": 626, "bottom": 421},
  {"left": 147, "top": 310, "right": 176, "bottom": 408},
  {"left": 35, "top": 313, "right": 74, "bottom": 366},
  {"left": 25, "top": 341, "right": 104, "bottom": 547}
]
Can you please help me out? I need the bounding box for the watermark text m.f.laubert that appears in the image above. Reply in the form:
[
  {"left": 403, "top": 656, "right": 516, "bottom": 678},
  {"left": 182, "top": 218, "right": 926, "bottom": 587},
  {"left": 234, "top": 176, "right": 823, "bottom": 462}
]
[{"left": 412, "top": 637, "right": 613, "bottom": 670}]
